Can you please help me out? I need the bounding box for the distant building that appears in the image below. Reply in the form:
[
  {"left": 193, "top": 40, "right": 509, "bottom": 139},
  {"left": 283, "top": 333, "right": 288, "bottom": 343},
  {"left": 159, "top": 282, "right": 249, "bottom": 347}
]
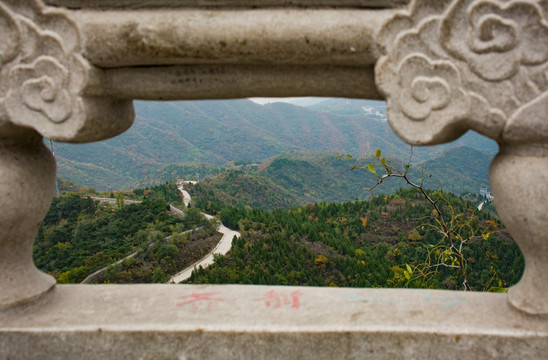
[{"left": 480, "top": 187, "right": 494, "bottom": 200}]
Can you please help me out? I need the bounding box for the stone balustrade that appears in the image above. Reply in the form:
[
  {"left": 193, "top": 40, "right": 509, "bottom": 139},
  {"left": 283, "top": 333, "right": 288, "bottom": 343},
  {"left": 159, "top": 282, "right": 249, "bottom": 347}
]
[{"left": 0, "top": 0, "right": 547, "bottom": 358}]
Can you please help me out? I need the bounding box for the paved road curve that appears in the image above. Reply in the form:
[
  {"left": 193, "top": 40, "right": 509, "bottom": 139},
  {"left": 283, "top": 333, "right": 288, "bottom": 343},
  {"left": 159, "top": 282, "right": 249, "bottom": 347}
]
[
  {"left": 168, "top": 221, "right": 240, "bottom": 283},
  {"left": 168, "top": 184, "right": 241, "bottom": 284}
]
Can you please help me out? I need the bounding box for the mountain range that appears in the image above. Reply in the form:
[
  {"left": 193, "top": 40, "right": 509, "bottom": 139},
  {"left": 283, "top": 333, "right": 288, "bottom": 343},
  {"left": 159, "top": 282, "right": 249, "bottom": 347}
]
[{"left": 53, "top": 98, "right": 498, "bottom": 193}]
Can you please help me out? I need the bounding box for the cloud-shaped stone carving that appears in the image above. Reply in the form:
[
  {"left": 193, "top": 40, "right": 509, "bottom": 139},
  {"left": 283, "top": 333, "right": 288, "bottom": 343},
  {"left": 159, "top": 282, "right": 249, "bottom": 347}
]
[
  {"left": 0, "top": 3, "right": 85, "bottom": 133},
  {"left": 0, "top": 3, "right": 20, "bottom": 65},
  {"left": 441, "top": 0, "right": 548, "bottom": 81},
  {"left": 7, "top": 56, "right": 72, "bottom": 124},
  {"left": 0, "top": 1, "right": 134, "bottom": 143},
  {"left": 376, "top": 0, "right": 547, "bottom": 146},
  {"left": 399, "top": 56, "right": 469, "bottom": 122},
  {"left": 377, "top": 53, "right": 470, "bottom": 144}
]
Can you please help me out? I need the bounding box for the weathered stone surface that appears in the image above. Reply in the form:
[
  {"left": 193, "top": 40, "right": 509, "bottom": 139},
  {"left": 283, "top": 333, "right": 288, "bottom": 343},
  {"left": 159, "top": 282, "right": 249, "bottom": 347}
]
[
  {"left": 0, "top": 130, "right": 56, "bottom": 309},
  {"left": 375, "top": 0, "right": 548, "bottom": 315},
  {"left": 1, "top": 0, "right": 548, "bottom": 357},
  {"left": 73, "top": 5, "right": 393, "bottom": 100},
  {"left": 89, "top": 64, "right": 382, "bottom": 100},
  {"left": 491, "top": 148, "right": 548, "bottom": 315},
  {"left": 375, "top": 0, "right": 548, "bottom": 146},
  {"left": 73, "top": 9, "right": 391, "bottom": 68},
  {"left": 45, "top": 0, "right": 410, "bottom": 10},
  {"left": 0, "top": 0, "right": 134, "bottom": 142},
  {"left": 1, "top": 285, "right": 547, "bottom": 359}
]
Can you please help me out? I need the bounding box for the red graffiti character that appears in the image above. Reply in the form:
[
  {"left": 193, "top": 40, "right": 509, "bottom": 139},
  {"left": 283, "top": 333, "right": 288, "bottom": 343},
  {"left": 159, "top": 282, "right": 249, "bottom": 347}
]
[
  {"left": 176, "top": 292, "right": 225, "bottom": 311},
  {"left": 254, "top": 290, "right": 302, "bottom": 309}
]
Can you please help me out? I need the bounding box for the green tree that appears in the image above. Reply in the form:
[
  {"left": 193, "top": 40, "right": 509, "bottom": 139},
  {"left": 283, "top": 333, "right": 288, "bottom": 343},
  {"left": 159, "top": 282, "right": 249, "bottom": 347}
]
[{"left": 152, "top": 267, "right": 169, "bottom": 283}]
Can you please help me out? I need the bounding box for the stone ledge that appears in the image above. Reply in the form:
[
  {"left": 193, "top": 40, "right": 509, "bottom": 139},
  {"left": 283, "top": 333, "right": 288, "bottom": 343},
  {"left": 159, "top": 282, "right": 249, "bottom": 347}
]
[
  {"left": 1, "top": 285, "right": 547, "bottom": 359},
  {"left": 45, "top": 0, "right": 410, "bottom": 10},
  {"left": 73, "top": 9, "right": 392, "bottom": 68}
]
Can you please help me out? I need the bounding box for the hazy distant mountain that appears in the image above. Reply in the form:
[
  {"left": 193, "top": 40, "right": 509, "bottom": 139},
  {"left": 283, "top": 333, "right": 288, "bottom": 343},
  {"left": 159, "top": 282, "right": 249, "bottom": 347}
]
[
  {"left": 54, "top": 99, "right": 498, "bottom": 190},
  {"left": 248, "top": 97, "right": 328, "bottom": 107}
]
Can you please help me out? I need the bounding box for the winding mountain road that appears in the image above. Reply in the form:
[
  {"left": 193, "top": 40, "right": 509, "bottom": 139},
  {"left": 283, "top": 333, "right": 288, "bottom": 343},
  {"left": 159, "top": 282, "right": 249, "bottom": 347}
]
[
  {"left": 178, "top": 180, "right": 196, "bottom": 207},
  {"left": 84, "top": 185, "right": 240, "bottom": 284},
  {"left": 168, "top": 184, "right": 241, "bottom": 284}
]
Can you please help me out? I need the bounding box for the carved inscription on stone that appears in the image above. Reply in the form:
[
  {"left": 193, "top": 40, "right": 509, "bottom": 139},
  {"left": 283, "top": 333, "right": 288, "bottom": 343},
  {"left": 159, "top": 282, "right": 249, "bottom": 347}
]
[{"left": 375, "top": 0, "right": 548, "bottom": 145}]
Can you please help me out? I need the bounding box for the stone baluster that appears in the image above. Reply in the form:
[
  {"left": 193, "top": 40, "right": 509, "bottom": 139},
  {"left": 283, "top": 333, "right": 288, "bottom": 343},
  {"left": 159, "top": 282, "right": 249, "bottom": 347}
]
[
  {"left": 490, "top": 146, "right": 548, "bottom": 315},
  {"left": 0, "top": 0, "right": 133, "bottom": 308},
  {"left": 376, "top": 0, "right": 548, "bottom": 314},
  {"left": 0, "top": 128, "right": 56, "bottom": 308}
]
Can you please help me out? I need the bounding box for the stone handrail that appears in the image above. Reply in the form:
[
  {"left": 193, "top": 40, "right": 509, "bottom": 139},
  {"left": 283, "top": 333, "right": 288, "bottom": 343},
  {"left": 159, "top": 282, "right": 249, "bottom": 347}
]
[{"left": 0, "top": 0, "right": 547, "bottom": 358}]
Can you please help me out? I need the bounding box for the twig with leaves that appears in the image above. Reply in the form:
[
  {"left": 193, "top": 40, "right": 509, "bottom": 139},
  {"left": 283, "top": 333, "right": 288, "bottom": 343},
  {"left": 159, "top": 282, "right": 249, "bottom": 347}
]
[{"left": 351, "top": 148, "right": 498, "bottom": 291}]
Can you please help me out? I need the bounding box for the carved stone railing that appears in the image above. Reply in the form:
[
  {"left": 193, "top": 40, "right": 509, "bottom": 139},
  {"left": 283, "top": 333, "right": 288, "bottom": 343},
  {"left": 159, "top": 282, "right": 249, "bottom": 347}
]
[
  {"left": 375, "top": 0, "right": 548, "bottom": 316},
  {"left": 0, "top": 1, "right": 547, "bottom": 358}
]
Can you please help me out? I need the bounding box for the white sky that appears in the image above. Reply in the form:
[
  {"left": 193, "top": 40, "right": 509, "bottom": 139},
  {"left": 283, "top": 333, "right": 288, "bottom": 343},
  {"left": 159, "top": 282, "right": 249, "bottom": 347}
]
[{"left": 248, "top": 97, "right": 317, "bottom": 105}]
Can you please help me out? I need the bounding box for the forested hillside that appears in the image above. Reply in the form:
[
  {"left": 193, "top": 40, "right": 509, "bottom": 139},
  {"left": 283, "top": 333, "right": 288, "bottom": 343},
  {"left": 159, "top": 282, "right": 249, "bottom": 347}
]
[
  {"left": 33, "top": 183, "right": 217, "bottom": 283},
  {"left": 137, "top": 163, "right": 226, "bottom": 187},
  {"left": 308, "top": 98, "right": 386, "bottom": 119},
  {"left": 37, "top": 179, "right": 521, "bottom": 291},
  {"left": 185, "top": 147, "right": 493, "bottom": 211},
  {"left": 188, "top": 189, "right": 522, "bottom": 291},
  {"left": 418, "top": 147, "right": 492, "bottom": 194},
  {"left": 190, "top": 171, "right": 299, "bottom": 210},
  {"left": 39, "top": 97, "right": 513, "bottom": 291}
]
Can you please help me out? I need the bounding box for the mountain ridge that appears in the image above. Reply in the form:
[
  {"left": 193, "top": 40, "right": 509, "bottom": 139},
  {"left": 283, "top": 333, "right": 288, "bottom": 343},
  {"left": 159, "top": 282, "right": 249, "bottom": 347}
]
[
  {"left": 187, "top": 146, "right": 494, "bottom": 210},
  {"left": 54, "top": 99, "right": 498, "bottom": 191}
]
